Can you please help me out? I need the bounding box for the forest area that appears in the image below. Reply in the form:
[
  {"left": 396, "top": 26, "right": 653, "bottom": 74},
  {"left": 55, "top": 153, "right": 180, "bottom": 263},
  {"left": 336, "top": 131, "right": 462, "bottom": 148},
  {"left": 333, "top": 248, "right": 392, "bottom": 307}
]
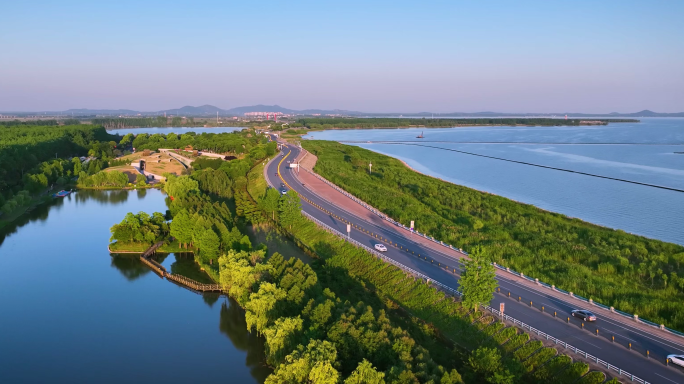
[
  {"left": 302, "top": 140, "right": 684, "bottom": 333},
  {"left": 0, "top": 124, "right": 117, "bottom": 219}
]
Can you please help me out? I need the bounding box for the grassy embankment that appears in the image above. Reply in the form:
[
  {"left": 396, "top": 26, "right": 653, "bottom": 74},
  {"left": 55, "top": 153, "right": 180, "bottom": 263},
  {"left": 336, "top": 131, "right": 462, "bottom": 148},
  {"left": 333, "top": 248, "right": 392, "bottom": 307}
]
[
  {"left": 246, "top": 152, "right": 618, "bottom": 384},
  {"left": 302, "top": 140, "right": 684, "bottom": 331}
]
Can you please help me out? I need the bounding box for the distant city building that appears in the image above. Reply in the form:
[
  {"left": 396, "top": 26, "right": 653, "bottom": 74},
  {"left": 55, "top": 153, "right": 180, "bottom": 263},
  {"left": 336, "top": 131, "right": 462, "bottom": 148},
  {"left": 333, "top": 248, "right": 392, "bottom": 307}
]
[{"left": 244, "top": 112, "right": 284, "bottom": 117}]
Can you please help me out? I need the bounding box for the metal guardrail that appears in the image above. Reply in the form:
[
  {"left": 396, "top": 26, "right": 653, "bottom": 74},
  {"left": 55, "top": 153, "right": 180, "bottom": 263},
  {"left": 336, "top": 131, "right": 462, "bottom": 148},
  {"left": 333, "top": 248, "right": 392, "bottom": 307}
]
[
  {"left": 302, "top": 210, "right": 651, "bottom": 384},
  {"left": 297, "top": 151, "right": 679, "bottom": 338},
  {"left": 483, "top": 305, "right": 650, "bottom": 384}
]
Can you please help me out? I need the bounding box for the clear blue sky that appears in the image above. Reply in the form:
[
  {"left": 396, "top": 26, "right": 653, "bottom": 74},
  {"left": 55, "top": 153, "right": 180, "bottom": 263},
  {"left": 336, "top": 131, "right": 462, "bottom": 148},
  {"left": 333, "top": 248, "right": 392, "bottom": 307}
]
[{"left": 1, "top": 0, "right": 682, "bottom": 113}]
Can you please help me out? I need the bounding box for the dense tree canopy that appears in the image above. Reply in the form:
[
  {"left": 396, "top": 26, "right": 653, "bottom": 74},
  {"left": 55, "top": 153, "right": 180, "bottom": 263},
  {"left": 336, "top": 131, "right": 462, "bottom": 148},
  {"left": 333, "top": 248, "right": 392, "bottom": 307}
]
[
  {"left": 110, "top": 211, "right": 168, "bottom": 245},
  {"left": 0, "top": 124, "right": 112, "bottom": 194}
]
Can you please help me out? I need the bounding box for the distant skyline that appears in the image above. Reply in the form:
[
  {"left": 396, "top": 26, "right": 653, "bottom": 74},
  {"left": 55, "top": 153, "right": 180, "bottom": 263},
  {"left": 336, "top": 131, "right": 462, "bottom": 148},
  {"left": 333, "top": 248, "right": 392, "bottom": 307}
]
[{"left": 1, "top": 1, "right": 683, "bottom": 113}]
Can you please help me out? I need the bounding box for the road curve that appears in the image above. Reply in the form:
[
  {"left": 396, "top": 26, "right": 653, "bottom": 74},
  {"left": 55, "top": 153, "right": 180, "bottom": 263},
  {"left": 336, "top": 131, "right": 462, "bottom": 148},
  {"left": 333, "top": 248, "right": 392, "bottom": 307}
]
[{"left": 267, "top": 140, "right": 684, "bottom": 384}]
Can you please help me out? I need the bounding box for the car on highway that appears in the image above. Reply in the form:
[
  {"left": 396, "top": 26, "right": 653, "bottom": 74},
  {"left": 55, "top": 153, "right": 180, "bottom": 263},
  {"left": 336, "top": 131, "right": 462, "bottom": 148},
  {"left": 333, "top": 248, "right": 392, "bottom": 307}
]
[
  {"left": 374, "top": 243, "right": 387, "bottom": 252},
  {"left": 571, "top": 309, "right": 597, "bottom": 322},
  {"left": 667, "top": 354, "right": 684, "bottom": 367}
]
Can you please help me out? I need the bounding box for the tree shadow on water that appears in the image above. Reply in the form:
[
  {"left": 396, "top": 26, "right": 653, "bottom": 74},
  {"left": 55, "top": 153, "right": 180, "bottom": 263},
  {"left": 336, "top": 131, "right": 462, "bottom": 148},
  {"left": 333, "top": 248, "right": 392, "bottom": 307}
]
[
  {"left": 219, "top": 299, "right": 272, "bottom": 383},
  {"left": 110, "top": 254, "right": 152, "bottom": 281}
]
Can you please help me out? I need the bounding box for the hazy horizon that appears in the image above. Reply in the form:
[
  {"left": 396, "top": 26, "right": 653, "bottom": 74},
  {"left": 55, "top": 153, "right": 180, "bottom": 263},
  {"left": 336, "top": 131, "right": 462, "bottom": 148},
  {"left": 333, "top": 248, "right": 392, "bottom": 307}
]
[{"left": 2, "top": 1, "right": 683, "bottom": 113}]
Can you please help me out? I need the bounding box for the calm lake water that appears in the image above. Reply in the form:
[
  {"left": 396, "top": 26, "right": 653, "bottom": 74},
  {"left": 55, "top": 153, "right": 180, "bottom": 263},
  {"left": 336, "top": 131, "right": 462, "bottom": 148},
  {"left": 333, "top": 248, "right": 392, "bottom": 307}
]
[
  {"left": 106, "top": 127, "right": 245, "bottom": 136},
  {"left": 305, "top": 118, "right": 684, "bottom": 245},
  {"left": 0, "top": 189, "right": 269, "bottom": 384}
]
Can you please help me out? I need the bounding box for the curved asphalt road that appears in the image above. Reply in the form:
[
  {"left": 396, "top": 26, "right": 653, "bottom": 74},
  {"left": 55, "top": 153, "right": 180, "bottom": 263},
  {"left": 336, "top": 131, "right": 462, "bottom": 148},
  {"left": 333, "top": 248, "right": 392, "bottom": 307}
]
[{"left": 268, "top": 141, "right": 684, "bottom": 384}]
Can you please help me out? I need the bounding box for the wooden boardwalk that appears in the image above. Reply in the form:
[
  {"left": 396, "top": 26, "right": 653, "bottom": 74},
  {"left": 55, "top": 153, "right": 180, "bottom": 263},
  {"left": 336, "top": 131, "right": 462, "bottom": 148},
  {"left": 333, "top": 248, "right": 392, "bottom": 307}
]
[{"left": 137, "top": 241, "right": 224, "bottom": 293}]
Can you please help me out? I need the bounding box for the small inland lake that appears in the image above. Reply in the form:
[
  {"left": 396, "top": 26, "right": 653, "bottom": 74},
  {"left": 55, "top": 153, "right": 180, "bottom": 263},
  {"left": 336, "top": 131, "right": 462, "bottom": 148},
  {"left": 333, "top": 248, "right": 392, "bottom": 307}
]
[{"left": 0, "top": 189, "right": 271, "bottom": 384}]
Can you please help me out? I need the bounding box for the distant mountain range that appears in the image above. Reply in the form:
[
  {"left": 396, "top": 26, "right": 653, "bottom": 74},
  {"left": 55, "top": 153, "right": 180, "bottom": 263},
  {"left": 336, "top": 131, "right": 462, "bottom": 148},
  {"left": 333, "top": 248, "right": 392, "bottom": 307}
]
[
  {"left": 57, "top": 104, "right": 362, "bottom": 117},
  {"left": 4, "top": 105, "right": 684, "bottom": 118}
]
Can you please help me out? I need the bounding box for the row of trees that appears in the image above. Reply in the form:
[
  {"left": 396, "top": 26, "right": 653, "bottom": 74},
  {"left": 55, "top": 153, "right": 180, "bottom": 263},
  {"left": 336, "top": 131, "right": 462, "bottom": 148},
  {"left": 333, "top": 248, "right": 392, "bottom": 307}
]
[
  {"left": 119, "top": 130, "right": 275, "bottom": 156},
  {"left": 77, "top": 170, "right": 134, "bottom": 188},
  {"left": 92, "top": 117, "right": 198, "bottom": 129},
  {"left": 303, "top": 139, "right": 684, "bottom": 331},
  {"left": 297, "top": 118, "right": 638, "bottom": 130},
  {"left": 0, "top": 119, "right": 80, "bottom": 127},
  {"left": 93, "top": 116, "right": 251, "bottom": 129}
]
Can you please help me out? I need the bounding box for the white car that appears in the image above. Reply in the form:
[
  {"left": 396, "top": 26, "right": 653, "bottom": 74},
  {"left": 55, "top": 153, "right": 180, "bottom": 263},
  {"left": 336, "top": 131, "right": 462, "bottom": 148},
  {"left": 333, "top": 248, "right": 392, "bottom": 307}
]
[
  {"left": 374, "top": 243, "right": 387, "bottom": 252},
  {"left": 571, "top": 309, "right": 597, "bottom": 322},
  {"left": 668, "top": 354, "right": 684, "bottom": 367}
]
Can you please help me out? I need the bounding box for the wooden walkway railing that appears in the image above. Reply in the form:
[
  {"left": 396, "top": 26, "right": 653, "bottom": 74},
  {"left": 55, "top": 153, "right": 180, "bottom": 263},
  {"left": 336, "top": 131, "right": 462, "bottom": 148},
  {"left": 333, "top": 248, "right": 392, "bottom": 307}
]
[
  {"left": 166, "top": 273, "right": 222, "bottom": 292},
  {"left": 137, "top": 241, "right": 224, "bottom": 293}
]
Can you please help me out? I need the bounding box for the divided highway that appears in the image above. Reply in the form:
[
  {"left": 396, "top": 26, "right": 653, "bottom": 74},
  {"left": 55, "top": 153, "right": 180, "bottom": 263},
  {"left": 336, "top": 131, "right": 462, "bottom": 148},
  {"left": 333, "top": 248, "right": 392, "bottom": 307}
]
[{"left": 267, "top": 141, "right": 684, "bottom": 384}]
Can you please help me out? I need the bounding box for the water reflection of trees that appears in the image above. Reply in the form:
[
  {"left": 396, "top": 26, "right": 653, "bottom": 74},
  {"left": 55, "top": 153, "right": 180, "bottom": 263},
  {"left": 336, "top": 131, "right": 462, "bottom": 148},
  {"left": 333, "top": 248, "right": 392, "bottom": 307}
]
[
  {"left": 109, "top": 255, "right": 152, "bottom": 281},
  {"left": 219, "top": 299, "right": 272, "bottom": 383},
  {"left": 0, "top": 198, "right": 60, "bottom": 246},
  {"left": 203, "top": 293, "right": 220, "bottom": 307},
  {"left": 136, "top": 188, "right": 147, "bottom": 199},
  {"left": 167, "top": 253, "right": 215, "bottom": 284},
  {"left": 75, "top": 189, "right": 129, "bottom": 204}
]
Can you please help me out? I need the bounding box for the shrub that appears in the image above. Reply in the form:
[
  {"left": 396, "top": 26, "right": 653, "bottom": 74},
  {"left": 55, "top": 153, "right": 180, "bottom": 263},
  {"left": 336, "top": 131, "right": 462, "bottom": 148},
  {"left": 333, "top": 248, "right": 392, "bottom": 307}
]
[
  {"left": 522, "top": 347, "right": 556, "bottom": 373},
  {"left": 531, "top": 355, "right": 571, "bottom": 382},
  {"left": 492, "top": 326, "right": 517, "bottom": 345},
  {"left": 502, "top": 333, "right": 529, "bottom": 353},
  {"left": 513, "top": 340, "right": 543, "bottom": 361},
  {"left": 576, "top": 371, "right": 606, "bottom": 384},
  {"left": 482, "top": 322, "right": 504, "bottom": 337},
  {"left": 556, "top": 362, "right": 589, "bottom": 384}
]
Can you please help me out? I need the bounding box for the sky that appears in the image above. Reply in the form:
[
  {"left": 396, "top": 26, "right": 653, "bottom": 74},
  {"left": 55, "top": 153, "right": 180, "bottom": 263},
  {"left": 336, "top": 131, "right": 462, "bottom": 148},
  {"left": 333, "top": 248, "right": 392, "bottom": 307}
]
[{"left": 1, "top": 0, "right": 683, "bottom": 113}]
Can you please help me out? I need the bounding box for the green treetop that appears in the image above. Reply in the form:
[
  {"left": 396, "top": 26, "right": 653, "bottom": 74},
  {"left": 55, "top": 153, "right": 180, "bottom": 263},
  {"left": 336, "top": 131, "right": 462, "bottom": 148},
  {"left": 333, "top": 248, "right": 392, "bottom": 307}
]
[
  {"left": 279, "top": 190, "right": 302, "bottom": 230},
  {"left": 458, "top": 246, "right": 498, "bottom": 312}
]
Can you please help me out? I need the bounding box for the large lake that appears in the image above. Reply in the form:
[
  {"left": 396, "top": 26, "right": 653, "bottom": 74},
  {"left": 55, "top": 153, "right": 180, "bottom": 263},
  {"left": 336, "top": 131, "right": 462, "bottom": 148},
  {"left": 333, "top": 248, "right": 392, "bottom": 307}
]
[
  {"left": 0, "top": 189, "right": 269, "bottom": 384},
  {"left": 305, "top": 118, "right": 684, "bottom": 245},
  {"left": 106, "top": 127, "right": 245, "bottom": 136}
]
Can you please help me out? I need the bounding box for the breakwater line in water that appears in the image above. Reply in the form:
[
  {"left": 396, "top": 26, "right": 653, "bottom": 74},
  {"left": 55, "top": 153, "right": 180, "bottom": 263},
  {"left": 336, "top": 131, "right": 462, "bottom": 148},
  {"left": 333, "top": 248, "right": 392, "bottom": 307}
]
[
  {"left": 377, "top": 142, "right": 684, "bottom": 193},
  {"left": 339, "top": 140, "right": 684, "bottom": 146}
]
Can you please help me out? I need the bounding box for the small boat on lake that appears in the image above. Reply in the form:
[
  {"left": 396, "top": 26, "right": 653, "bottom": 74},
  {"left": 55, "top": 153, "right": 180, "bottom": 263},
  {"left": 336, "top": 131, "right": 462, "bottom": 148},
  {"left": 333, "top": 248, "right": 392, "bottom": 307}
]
[
  {"left": 416, "top": 131, "right": 424, "bottom": 138},
  {"left": 53, "top": 190, "right": 71, "bottom": 198}
]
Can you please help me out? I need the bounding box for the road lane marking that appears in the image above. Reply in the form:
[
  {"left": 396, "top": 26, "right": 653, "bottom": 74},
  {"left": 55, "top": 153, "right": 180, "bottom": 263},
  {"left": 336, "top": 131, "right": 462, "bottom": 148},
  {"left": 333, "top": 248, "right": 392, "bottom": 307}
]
[
  {"left": 565, "top": 335, "right": 602, "bottom": 349},
  {"left": 654, "top": 373, "right": 681, "bottom": 384}
]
